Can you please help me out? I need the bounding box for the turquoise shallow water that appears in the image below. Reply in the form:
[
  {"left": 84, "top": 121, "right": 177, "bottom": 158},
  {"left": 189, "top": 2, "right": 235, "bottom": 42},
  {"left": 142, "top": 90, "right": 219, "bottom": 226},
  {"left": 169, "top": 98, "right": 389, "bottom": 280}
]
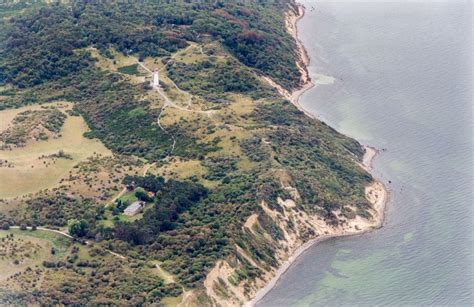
[{"left": 258, "top": 0, "right": 472, "bottom": 305}]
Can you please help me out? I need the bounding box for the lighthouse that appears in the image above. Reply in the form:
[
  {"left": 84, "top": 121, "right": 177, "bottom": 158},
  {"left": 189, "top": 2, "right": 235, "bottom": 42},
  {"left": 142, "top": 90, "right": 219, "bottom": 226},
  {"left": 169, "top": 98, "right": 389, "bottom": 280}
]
[{"left": 151, "top": 70, "right": 159, "bottom": 88}]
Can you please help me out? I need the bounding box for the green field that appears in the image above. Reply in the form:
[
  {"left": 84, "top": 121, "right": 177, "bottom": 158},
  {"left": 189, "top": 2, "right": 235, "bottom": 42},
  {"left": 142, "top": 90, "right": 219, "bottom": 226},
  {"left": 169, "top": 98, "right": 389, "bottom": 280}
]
[
  {"left": 117, "top": 64, "right": 139, "bottom": 75},
  {"left": 7, "top": 229, "right": 71, "bottom": 256},
  {"left": 118, "top": 191, "right": 138, "bottom": 204},
  {"left": 0, "top": 103, "right": 112, "bottom": 199}
]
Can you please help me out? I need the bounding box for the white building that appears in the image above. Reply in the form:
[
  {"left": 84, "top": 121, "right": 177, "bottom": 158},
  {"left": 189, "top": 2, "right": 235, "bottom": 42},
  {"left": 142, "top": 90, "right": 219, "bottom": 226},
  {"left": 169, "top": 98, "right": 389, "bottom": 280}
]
[
  {"left": 123, "top": 201, "right": 144, "bottom": 216},
  {"left": 151, "top": 70, "right": 159, "bottom": 88}
]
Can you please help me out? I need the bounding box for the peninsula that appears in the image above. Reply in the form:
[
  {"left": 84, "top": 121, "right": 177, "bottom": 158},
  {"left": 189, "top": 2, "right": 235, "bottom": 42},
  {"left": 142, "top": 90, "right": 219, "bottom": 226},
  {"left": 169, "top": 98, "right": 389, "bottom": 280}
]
[{"left": 0, "top": 0, "right": 387, "bottom": 305}]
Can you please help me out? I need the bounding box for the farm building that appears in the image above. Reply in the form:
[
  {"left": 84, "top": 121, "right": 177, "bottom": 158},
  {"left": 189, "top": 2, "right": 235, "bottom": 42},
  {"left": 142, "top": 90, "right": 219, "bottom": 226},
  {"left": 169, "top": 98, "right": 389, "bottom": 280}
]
[{"left": 124, "top": 201, "right": 144, "bottom": 216}]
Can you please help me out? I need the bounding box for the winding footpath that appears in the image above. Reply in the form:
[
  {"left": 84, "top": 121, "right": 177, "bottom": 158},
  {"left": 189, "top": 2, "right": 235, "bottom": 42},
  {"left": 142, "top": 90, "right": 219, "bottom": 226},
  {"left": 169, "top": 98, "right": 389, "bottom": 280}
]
[
  {"left": 10, "top": 226, "right": 72, "bottom": 238},
  {"left": 107, "top": 45, "right": 214, "bottom": 208},
  {"left": 134, "top": 45, "right": 217, "bottom": 163},
  {"left": 20, "top": 45, "right": 217, "bottom": 262},
  {"left": 137, "top": 45, "right": 214, "bottom": 116}
]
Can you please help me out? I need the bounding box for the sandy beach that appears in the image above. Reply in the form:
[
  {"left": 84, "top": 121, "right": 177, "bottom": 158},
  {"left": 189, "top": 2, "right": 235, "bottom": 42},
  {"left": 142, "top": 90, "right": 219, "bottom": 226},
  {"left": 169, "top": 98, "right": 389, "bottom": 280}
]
[
  {"left": 247, "top": 3, "right": 389, "bottom": 306},
  {"left": 259, "top": 4, "right": 316, "bottom": 119}
]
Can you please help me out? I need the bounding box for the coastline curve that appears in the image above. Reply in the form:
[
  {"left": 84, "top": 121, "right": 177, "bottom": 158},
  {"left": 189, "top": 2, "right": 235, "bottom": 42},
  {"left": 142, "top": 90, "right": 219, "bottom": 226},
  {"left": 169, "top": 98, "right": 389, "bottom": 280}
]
[{"left": 247, "top": 3, "right": 390, "bottom": 306}]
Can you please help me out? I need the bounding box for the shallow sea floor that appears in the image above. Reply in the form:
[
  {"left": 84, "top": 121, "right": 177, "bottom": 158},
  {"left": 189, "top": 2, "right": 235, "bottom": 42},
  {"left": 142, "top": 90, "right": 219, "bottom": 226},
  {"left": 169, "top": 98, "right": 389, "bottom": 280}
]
[{"left": 258, "top": 0, "right": 473, "bottom": 305}]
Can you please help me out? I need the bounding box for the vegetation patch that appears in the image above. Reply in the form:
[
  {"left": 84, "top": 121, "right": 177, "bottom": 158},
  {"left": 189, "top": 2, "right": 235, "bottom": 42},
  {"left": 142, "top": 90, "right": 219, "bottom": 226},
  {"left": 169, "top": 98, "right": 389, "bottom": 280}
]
[
  {"left": 117, "top": 64, "right": 140, "bottom": 75},
  {"left": 168, "top": 58, "right": 276, "bottom": 100},
  {"left": 0, "top": 109, "right": 66, "bottom": 148}
]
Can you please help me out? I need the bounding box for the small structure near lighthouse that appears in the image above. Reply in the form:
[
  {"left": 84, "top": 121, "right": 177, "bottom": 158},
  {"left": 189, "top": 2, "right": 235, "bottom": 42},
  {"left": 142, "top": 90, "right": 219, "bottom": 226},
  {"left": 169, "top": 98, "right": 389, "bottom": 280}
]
[{"left": 151, "top": 70, "right": 159, "bottom": 88}]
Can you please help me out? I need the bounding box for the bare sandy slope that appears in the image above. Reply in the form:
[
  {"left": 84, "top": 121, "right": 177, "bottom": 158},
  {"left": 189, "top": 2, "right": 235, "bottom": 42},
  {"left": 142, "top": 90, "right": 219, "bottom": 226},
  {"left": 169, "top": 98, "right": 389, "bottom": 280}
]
[{"left": 246, "top": 147, "right": 388, "bottom": 306}]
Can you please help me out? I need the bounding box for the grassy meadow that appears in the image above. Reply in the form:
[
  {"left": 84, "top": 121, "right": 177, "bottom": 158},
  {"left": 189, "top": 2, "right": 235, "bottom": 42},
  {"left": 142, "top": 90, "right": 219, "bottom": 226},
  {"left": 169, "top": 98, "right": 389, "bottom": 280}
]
[
  {"left": 0, "top": 102, "right": 111, "bottom": 198},
  {"left": 0, "top": 228, "right": 71, "bottom": 281}
]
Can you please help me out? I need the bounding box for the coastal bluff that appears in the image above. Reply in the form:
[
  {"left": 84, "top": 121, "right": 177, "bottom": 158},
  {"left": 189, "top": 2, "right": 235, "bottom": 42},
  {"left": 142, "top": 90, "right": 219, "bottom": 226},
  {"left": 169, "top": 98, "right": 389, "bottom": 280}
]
[{"left": 182, "top": 4, "right": 388, "bottom": 306}]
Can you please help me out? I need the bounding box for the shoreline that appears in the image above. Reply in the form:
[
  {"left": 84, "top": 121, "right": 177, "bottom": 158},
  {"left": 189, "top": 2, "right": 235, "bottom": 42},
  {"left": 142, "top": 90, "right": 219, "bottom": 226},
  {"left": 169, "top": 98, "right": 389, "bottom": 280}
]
[
  {"left": 248, "top": 147, "right": 389, "bottom": 306},
  {"left": 247, "top": 3, "right": 389, "bottom": 306}
]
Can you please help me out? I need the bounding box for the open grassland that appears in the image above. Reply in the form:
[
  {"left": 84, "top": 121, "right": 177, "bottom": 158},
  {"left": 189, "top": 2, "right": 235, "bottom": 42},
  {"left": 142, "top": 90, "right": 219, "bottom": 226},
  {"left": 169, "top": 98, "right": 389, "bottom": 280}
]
[
  {"left": 118, "top": 191, "right": 139, "bottom": 204},
  {"left": 0, "top": 102, "right": 69, "bottom": 133},
  {"left": 1, "top": 108, "right": 66, "bottom": 148},
  {"left": 154, "top": 159, "right": 207, "bottom": 180},
  {"left": 6, "top": 229, "right": 71, "bottom": 257},
  {"left": 160, "top": 295, "right": 183, "bottom": 307},
  {"left": 117, "top": 64, "right": 139, "bottom": 75},
  {"left": 58, "top": 155, "right": 145, "bottom": 203},
  {"left": 0, "top": 103, "right": 111, "bottom": 199},
  {"left": 171, "top": 42, "right": 228, "bottom": 65},
  {"left": 0, "top": 229, "right": 71, "bottom": 281},
  {"left": 88, "top": 48, "right": 147, "bottom": 85}
]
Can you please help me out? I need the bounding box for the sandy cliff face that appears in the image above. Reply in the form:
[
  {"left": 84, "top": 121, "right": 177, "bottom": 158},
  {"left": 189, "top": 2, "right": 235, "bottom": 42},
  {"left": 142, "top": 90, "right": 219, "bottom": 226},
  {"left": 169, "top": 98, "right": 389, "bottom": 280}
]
[
  {"left": 285, "top": 4, "right": 311, "bottom": 87},
  {"left": 197, "top": 170, "right": 386, "bottom": 307}
]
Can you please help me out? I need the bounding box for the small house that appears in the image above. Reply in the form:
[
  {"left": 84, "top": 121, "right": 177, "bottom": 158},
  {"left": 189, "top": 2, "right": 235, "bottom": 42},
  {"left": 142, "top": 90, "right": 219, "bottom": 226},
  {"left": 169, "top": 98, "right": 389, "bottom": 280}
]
[
  {"left": 123, "top": 201, "right": 144, "bottom": 216},
  {"left": 147, "top": 191, "right": 155, "bottom": 198}
]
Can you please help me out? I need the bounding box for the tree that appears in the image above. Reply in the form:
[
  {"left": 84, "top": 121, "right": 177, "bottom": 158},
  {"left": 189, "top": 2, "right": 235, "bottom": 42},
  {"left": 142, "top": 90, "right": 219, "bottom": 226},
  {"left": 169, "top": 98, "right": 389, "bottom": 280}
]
[
  {"left": 135, "top": 187, "right": 151, "bottom": 202},
  {"left": 68, "top": 219, "right": 89, "bottom": 237}
]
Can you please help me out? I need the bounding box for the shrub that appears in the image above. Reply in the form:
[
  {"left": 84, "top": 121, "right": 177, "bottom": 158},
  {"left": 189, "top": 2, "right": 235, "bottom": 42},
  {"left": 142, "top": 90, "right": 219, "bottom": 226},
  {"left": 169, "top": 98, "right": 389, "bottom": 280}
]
[{"left": 68, "top": 219, "right": 89, "bottom": 237}]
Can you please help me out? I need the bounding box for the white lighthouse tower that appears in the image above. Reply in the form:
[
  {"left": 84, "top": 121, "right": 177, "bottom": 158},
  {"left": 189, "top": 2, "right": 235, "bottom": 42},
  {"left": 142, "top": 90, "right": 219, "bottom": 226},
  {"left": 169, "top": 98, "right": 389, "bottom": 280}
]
[{"left": 151, "top": 70, "right": 159, "bottom": 88}]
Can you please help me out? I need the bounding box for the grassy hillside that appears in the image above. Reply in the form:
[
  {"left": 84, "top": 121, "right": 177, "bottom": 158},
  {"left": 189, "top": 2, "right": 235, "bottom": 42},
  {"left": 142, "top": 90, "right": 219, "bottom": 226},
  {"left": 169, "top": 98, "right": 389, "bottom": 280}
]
[{"left": 0, "top": 0, "right": 373, "bottom": 305}]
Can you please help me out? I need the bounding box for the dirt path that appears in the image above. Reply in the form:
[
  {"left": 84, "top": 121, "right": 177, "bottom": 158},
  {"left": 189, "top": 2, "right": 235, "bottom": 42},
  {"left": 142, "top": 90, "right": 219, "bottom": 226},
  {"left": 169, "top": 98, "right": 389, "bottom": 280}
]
[
  {"left": 138, "top": 45, "right": 214, "bottom": 115},
  {"left": 9, "top": 226, "right": 127, "bottom": 259},
  {"left": 136, "top": 49, "right": 215, "bottom": 154},
  {"left": 96, "top": 44, "right": 217, "bottom": 262},
  {"left": 106, "top": 162, "right": 154, "bottom": 206},
  {"left": 142, "top": 162, "right": 155, "bottom": 176},
  {"left": 106, "top": 187, "right": 127, "bottom": 207},
  {"left": 106, "top": 49, "right": 201, "bottom": 212},
  {"left": 158, "top": 44, "right": 193, "bottom": 73},
  {"left": 137, "top": 58, "right": 178, "bottom": 155},
  {"left": 10, "top": 225, "right": 73, "bottom": 238}
]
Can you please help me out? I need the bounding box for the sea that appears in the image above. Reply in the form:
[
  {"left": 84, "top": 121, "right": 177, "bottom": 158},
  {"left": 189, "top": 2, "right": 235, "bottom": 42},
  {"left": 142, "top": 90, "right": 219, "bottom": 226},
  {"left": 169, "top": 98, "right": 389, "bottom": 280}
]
[{"left": 258, "top": 0, "right": 473, "bottom": 305}]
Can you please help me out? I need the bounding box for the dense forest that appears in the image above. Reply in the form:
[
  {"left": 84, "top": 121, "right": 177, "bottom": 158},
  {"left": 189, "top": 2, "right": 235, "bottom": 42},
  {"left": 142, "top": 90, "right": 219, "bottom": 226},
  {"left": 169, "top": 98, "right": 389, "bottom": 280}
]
[
  {"left": 0, "top": 0, "right": 374, "bottom": 305},
  {"left": 0, "top": 0, "right": 301, "bottom": 90}
]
